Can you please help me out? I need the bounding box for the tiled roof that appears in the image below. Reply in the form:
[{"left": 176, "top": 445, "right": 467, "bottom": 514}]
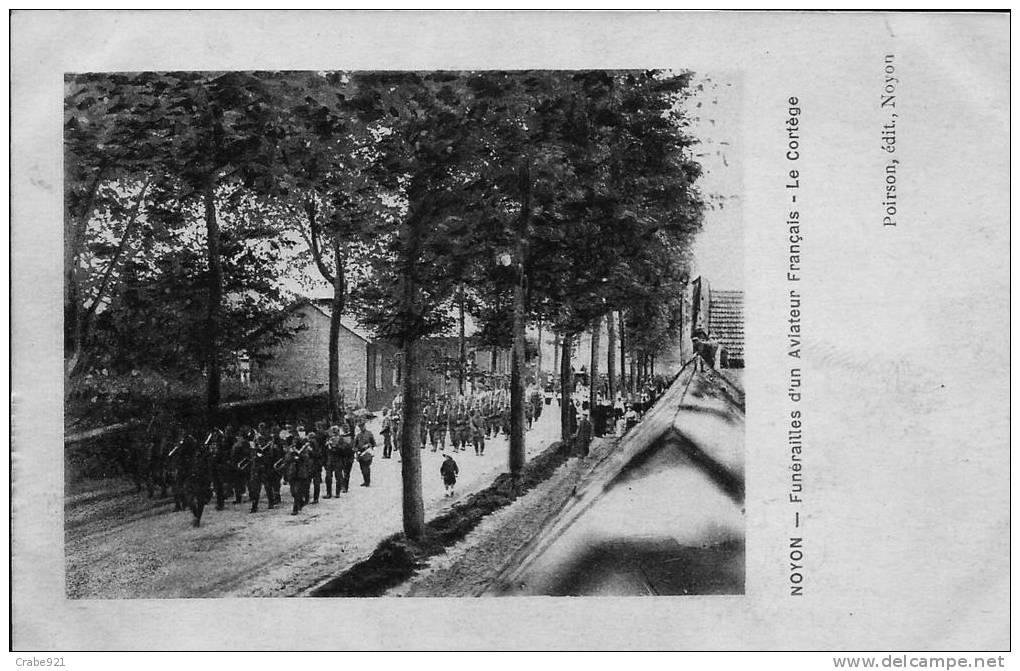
[
  {"left": 308, "top": 298, "right": 375, "bottom": 342},
  {"left": 709, "top": 290, "right": 744, "bottom": 360}
]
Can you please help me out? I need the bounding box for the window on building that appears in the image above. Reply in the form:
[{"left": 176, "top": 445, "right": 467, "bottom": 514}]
[{"left": 374, "top": 352, "right": 383, "bottom": 390}]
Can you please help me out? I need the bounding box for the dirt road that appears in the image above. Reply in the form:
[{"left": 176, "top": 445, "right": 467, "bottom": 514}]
[{"left": 65, "top": 407, "right": 562, "bottom": 598}]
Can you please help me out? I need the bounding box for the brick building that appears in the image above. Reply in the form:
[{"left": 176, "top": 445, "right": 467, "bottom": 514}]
[
  {"left": 249, "top": 299, "right": 371, "bottom": 405},
  {"left": 365, "top": 337, "right": 515, "bottom": 409},
  {"left": 249, "top": 298, "right": 517, "bottom": 411}
]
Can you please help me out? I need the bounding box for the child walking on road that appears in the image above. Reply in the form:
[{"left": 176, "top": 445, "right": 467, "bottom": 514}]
[{"left": 441, "top": 454, "right": 459, "bottom": 497}]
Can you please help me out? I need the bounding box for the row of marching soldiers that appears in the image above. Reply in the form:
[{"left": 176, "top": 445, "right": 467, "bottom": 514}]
[
  {"left": 137, "top": 415, "right": 378, "bottom": 528},
  {"left": 135, "top": 388, "right": 544, "bottom": 528},
  {"left": 380, "top": 387, "right": 544, "bottom": 457}
]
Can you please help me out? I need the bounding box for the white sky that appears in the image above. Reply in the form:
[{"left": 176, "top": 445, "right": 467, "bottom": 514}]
[{"left": 688, "top": 72, "right": 744, "bottom": 291}]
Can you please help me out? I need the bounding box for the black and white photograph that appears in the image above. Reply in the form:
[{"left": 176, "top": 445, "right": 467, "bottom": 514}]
[
  {"left": 10, "top": 10, "right": 1009, "bottom": 655},
  {"left": 61, "top": 67, "right": 745, "bottom": 599}
]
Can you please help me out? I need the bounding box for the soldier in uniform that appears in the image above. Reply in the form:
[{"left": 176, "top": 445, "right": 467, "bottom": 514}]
[
  {"left": 323, "top": 425, "right": 341, "bottom": 498},
  {"left": 232, "top": 425, "right": 252, "bottom": 505},
  {"left": 449, "top": 402, "right": 463, "bottom": 451},
  {"left": 140, "top": 423, "right": 169, "bottom": 499},
  {"left": 246, "top": 429, "right": 274, "bottom": 513},
  {"left": 285, "top": 439, "right": 313, "bottom": 515},
  {"left": 436, "top": 400, "right": 450, "bottom": 450},
  {"left": 266, "top": 427, "right": 284, "bottom": 507},
  {"left": 354, "top": 420, "right": 376, "bottom": 487},
  {"left": 427, "top": 401, "right": 442, "bottom": 452},
  {"left": 419, "top": 401, "right": 431, "bottom": 449},
  {"left": 343, "top": 407, "right": 357, "bottom": 438},
  {"left": 167, "top": 429, "right": 190, "bottom": 513},
  {"left": 470, "top": 406, "right": 486, "bottom": 456},
  {"left": 336, "top": 425, "right": 356, "bottom": 494},
  {"left": 500, "top": 401, "right": 511, "bottom": 436},
  {"left": 307, "top": 430, "right": 324, "bottom": 504},
  {"left": 529, "top": 385, "right": 544, "bottom": 422},
  {"left": 208, "top": 427, "right": 233, "bottom": 511},
  {"left": 183, "top": 432, "right": 213, "bottom": 527},
  {"left": 457, "top": 402, "right": 472, "bottom": 452},
  {"left": 482, "top": 396, "right": 494, "bottom": 438}
]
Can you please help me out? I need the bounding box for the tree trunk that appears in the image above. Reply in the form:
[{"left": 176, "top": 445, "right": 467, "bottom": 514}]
[
  {"left": 203, "top": 181, "right": 222, "bottom": 416},
  {"left": 618, "top": 311, "right": 627, "bottom": 397},
  {"left": 399, "top": 337, "right": 425, "bottom": 539},
  {"left": 457, "top": 285, "right": 466, "bottom": 396},
  {"left": 509, "top": 283, "right": 527, "bottom": 479},
  {"left": 327, "top": 237, "right": 346, "bottom": 422},
  {"left": 553, "top": 332, "right": 561, "bottom": 385},
  {"left": 606, "top": 311, "right": 616, "bottom": 401},
  {"left": 630, "top": 352, "right": 638, "bottom": 394},
  {"left": 589, "top": 315, "right": 601, "bottom": 410},
  {"left": 536, "top": 320, "right": 543, "bottom": 379},
  {"left": 559, "top": 336, "right": 573, "bottom": 442},
  {"left": 305, "top": 198, "right": 344, "bottom": 419},
  {"left": 508, "top": 168, "right": 529, "bottom": 482},
  {"left": 63, "top": 165, "right": 107, "bottom": 384}
]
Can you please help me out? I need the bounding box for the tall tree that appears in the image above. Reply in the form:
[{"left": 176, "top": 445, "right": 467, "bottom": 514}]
[
  {"left": 352, "top": 72, "right": 476, "bottom": 539},
  {"left": 589, "top": 315, "right": 601, "bottom": 410},
  {"left": 277, "top": 72, "right": 386, "bottom": 420},
  {"left": 146, "top": 71, "right": 286, "bottom": 414}
]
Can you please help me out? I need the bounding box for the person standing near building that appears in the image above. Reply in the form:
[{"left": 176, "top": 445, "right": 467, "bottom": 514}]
[
  {"left": 354, "top": 420, "right": 376, "bottom": 487},
  {"left": 624, "top": 403, "right": 639, "bottom": 432},
  {"left": 380, "top": 407, "right": 394, "bottom": 459},
  {"left": 440, "top": 454, "right": 459, "bottom": 497},
  {"left": 392, "top": 407, "right": 403, "bottom": 457},
  {"left": 573, "top": 409, "right": 594, "bottom": 457}
]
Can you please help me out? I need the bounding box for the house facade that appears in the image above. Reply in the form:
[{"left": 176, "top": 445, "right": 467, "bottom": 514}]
[
  {"left": 365, "top": 337, "right": 516, "bottom": 410},
  {"left": 250, "top": 298, "right": 518, "bottom": 411},
  {"left": 250, "top": 300, "right": 370, "bottom": 405}
]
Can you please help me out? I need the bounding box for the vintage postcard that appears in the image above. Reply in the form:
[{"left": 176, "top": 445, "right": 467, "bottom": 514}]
[{"left": 9, "top": 10, "right": 1009, "bottom": 652}]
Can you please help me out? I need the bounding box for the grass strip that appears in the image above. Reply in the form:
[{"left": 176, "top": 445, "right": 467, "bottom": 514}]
[{"left": 309, "top": 439, "right": 573, "bottom": 597}]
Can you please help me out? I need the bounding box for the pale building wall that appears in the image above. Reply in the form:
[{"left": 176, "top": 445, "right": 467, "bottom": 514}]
[{"left": 253, "top": 304, "right": 368, "bottom": 403}]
